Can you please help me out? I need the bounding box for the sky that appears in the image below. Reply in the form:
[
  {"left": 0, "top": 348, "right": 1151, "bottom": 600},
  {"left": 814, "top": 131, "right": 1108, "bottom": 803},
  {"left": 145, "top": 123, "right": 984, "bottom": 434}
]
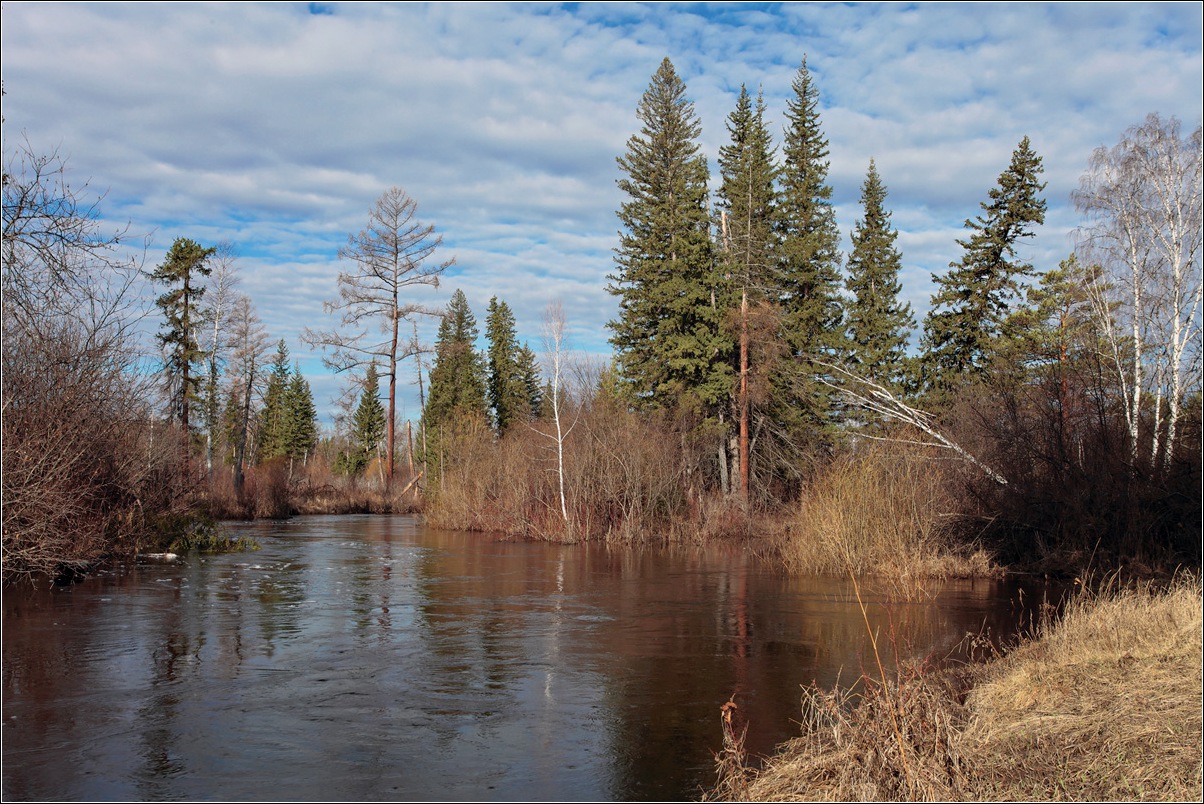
[{"left": 3, "top": 1, "right": 1201, "bottom": 428}]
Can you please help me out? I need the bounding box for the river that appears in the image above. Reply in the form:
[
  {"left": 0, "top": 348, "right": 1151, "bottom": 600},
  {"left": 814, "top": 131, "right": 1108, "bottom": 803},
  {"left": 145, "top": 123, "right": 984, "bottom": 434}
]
[{"left": 2, "top": 514, "right": 1052, "bottom": 801}]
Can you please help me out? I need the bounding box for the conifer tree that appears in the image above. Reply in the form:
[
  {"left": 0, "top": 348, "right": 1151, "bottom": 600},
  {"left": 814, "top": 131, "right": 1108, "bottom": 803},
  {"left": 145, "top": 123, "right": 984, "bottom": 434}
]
[
  {"left": 151, "top": 237, "right": 215, "bottom": 432},
  {"left": 257, "top": 340, "right": 291, "bottom": 462},
  {"left": 348, "top": 362, "right": 386, "bottom": 475},
  {"left": 777, "top": 58, "right": 845, "bottom": 437},
  {"left": 485, "top": 297, "right": 531, "bottom": 433},
  {"left": 609, "top": 57, "right": 727, "bottom": 414},
  {"left": 283, "top": 365, "right": 318, "bottom": 465},
  {"left": 517, "top": 343, "right": 543, "bottom": 419},
  {"left": 715, "top": 84, "right": 779, "bottom": 497},
  {"left": 844, "top": 159, "right": 915, "bottom": 392},
  {"left": 778, "top": 59, "right": 844, "bottom": 359},
  {"left": 921, "top": 136, "right": 1047, "bottom": 393},
  {"left": 423, "top": 289, "right": 487, "bottom": 430}
]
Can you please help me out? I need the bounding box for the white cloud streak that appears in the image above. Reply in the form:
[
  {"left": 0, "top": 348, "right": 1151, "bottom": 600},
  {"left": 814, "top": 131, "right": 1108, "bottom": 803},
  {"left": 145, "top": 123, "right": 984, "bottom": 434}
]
[{"left": 3, "top": 1, "right": 1200, "bottom": 424}]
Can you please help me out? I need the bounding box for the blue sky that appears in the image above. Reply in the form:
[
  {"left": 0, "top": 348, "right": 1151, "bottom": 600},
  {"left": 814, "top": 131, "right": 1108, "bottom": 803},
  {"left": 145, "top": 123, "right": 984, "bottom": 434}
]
[{"left": 3, "top": 2, "right": 1201, "bottom": 427}]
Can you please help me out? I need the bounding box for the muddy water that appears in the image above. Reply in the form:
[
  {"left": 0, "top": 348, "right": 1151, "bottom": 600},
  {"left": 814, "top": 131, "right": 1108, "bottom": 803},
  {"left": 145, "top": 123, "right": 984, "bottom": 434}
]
[{"left": 2, "top": 515, "right": 1052, "bottom": 801}]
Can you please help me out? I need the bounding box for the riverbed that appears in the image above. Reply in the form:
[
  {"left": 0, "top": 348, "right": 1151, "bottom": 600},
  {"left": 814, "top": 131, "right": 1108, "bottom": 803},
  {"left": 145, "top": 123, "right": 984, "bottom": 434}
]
[{"left": 2, "top": 514, "right": 1052, "bottom": 801}]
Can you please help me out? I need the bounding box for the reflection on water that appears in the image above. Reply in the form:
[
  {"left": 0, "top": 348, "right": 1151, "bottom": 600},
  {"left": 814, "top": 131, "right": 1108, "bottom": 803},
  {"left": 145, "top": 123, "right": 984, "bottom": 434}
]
[{"left": 2, "top": 515, "right": 1053, "bottom": 801}]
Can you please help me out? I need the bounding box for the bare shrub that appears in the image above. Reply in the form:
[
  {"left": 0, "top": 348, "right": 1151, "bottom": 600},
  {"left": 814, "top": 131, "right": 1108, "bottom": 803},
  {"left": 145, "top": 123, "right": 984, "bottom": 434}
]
[{"left": 2, "top": 137, "right": 199, "bottom": 580}]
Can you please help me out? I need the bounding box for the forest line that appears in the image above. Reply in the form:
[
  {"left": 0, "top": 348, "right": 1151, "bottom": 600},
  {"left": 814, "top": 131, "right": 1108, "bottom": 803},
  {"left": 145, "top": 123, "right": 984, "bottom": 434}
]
[{"left": 2, "top": 56, "right": 1200, "bottom": 582}]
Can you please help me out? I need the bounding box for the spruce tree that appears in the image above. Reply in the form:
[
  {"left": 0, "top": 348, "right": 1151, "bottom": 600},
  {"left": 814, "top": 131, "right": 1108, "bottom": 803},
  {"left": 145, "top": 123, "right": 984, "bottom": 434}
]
[
  {"left": 921, "top": 136, "right": 1046, "bottom": 394},
  {"left": 485, "top": 297, "right": 531, "bottom": 433},
  {"left": 777, "top": 58, "right": 845, "bottom": 439},
  {"left": 715, "top": 84, "right": 779, "bottom": 497},
  {"left": 151, "top": 237, "right": 215, "bottom": 431},
  {"left": 423, "top": 289, "right": 487, "bottom": 430},
  {"left": 257, "top": 340, "right": 291, "bottom": 462},
  {"left": 284, "top": 365, "right": 318, "bottom": 464},
  {"left": 517, "top": 343, "right": 543, "bottom": 420},
  {"left": 844, "top": 159, "right": 915, "bottom": 392},
  {"left": 608, "top": 57, "right": 728, "bottom": 414},
  {"left": 349, "top": 362, "right": 386, "bottom": 475},
  {"left": 778, "top": 59, "right": 844, "bottom": 359}
]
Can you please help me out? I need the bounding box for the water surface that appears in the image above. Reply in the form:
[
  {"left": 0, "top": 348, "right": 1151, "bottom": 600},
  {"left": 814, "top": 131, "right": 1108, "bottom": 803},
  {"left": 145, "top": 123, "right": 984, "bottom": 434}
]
[{"left": 2, "top": 515, "right": 1050, "bottom": 800}]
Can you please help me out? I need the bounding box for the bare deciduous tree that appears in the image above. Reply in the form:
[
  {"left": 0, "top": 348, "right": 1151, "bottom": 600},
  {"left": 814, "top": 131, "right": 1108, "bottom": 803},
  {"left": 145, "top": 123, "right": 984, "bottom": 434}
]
[
  {"left": 2, "top": 136, "right": 191, "bottom": 581},
  {"left": 200, "top": 242, "right": 241, "bottom": 473},
  {"left": 538, "top": 302, "right": 577, "bottom": 525},
  {"left": 225, "top": 293, "right": 270, "bottom": 493},
  {"left": 1074, "top": 114, "right": 1202, "bottom": 470},
  {"left": 302, "top": 186, "right": 454, "bottom": 482}
]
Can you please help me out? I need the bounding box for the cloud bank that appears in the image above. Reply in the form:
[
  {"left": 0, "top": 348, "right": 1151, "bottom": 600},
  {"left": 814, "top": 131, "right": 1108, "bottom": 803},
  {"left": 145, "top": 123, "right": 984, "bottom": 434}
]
[{"left": 3, "top": 1, "right": 1200, "bottom": 422}]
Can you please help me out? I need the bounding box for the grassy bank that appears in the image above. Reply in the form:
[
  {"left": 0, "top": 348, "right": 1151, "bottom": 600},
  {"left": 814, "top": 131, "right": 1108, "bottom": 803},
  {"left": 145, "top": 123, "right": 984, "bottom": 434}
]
[{"left": 708, "top": 575, "right": 1203, "bottom": 801}]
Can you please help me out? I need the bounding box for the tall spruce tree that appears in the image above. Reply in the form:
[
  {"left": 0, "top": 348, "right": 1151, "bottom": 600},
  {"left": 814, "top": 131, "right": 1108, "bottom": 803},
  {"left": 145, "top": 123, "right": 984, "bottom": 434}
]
[
  {"left": 257, "top": 340, "right": 291, "bottom": 462},
  {"left": 347, "top": 362, "right": 386, "bottom": 476},
  {"left": 423, "top": 289, "right": 487, "bottom": 430},
  {"left": 151, "top": 237, "right": 215, "bottom": 432},
  {"left": 777, "top": 58, "right": 845, "bottom": 436},
  {"left": 715, "top": 84, "right": 779, "bottom": 497},
  {"left": 485, "top": 297, "right": 531, "bottom": 433},
  {"left": 844, "top": 159, "right": 915, "bottom": 392},
  {"left": 283, "top": 365, "right": 318, "bottom": 465},
  {"left": 921, "top": 136, "right": 1047, "bottom": 393},
  {"left": 778, "top": 59, "right": 844, "bottom": 356},
  {"left": 608, "top": 57, "right": 728, "bottom": 414}
]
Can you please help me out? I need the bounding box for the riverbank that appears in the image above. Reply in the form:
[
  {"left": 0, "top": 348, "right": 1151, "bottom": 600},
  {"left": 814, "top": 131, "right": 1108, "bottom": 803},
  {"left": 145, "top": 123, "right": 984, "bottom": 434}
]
[{"left": 708, "top": 574, "right": 1203, "bottom": 801}]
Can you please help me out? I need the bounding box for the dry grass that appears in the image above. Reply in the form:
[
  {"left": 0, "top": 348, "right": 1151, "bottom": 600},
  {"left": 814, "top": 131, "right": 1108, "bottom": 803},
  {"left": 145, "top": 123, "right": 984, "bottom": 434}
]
[
  {"left": 960, "top": 574, "right": 1203, "bottom": 801},
  {"left": 710, "top": 574, "right": 1203, "bottom": 802},
  {"left": 773, "top": 439, "right": 995, "bottom": 587}
]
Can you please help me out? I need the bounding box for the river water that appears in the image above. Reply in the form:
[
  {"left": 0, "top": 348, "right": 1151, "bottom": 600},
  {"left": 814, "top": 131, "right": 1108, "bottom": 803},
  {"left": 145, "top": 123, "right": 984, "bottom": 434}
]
[{"left": 2, "top": 514, "right": 1051, "bottom": 801}]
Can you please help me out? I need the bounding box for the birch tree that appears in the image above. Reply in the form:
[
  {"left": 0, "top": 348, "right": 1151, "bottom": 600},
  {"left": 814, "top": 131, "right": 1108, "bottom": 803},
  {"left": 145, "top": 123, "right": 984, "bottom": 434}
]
[
  {"left": 199, "top": 242, "right": 240, "bottom": 473},
  {"left": 225, "top": 293, "right": 269, "bottom": 492},
  {"left": 1074, "top": 114, "right": 1202, "bottom": 469},
  {"left": 540, "top": 302, "right": 576, "bottom": 526},
  {"left": 303, "top": 186, "right": 454, "bottom": 482}
]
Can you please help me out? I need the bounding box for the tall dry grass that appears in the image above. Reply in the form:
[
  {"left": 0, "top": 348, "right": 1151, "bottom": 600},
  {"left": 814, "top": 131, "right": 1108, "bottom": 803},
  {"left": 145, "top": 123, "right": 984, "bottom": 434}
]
[
  {"left": 959, "top": 573, "right": 1203, "bottom": 800},
  {"left": 774, "top": 438, "right": 994, "bottom": 583},
  {"left": 424, "top": 402, "right": 694, "bottom": 542},
  {"left": 709, "top": 574, "right": 1203, "bottom": 802}
]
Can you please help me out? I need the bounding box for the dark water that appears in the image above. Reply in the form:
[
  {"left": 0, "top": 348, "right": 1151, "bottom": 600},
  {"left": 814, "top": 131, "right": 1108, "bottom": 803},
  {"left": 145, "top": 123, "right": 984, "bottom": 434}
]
[{"left": 2, "top": 515, "right": 1052, "bottom": 801}]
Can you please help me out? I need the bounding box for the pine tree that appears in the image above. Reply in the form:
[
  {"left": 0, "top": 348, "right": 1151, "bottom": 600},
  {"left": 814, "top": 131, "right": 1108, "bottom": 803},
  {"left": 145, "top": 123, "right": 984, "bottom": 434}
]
[
  {"left": 348, "top": 362, "right": 386, "bottom": 475},
  {"left": 485, "top": 297, "right": 531, "bottom": 433},
  {"left": 921, "top": 136, "right": 1047, "bottom": 394},
  {"left": 257, "top": 340, "right": 291, "bottom": 462},
  {"left": 716, "top": 84, "right": 779, "bottom": 497},
  {"left": 608, "top": 57, "right": 728, "bottom": 414},
  {"left": 777, "top": 58, "right": 845, "bottom": 439},
  {"left": 845, "top": 159, "right": 915, "bottom": 392},
  {"left": 151, "top": 237, "right": 215, "bottom": 431}
]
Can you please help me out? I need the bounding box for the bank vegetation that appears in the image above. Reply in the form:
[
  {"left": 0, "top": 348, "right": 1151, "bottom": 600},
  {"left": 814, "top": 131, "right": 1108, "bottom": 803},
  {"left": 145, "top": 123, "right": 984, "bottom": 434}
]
[
  {"left": 4, "top": 63, "right": 1199, "bottom": 591},
  {"left": 707, "top": 574, "right": 1203, "bottom": 801}
]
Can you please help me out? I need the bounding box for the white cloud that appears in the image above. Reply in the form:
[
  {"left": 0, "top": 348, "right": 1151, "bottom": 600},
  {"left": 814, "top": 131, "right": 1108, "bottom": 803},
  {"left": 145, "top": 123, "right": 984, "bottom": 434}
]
[{"left": 3, "top": 1, "right": 1200, "bottom": 424}]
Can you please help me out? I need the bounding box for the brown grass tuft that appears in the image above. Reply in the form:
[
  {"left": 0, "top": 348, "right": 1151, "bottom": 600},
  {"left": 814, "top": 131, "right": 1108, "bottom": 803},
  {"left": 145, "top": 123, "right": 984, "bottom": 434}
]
[
  {"left": 773, "top": 438, "right": 996, "bottom": 588},
  {"left": 712, "top": 574, "right": 1203, "bottom": 801}
]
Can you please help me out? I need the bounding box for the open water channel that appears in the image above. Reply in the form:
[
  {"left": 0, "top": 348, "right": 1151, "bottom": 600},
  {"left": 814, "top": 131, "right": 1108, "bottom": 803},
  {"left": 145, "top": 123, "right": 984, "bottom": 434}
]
[{"left": 2, "top": 514, "right": 1054, "bottom": 801}]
